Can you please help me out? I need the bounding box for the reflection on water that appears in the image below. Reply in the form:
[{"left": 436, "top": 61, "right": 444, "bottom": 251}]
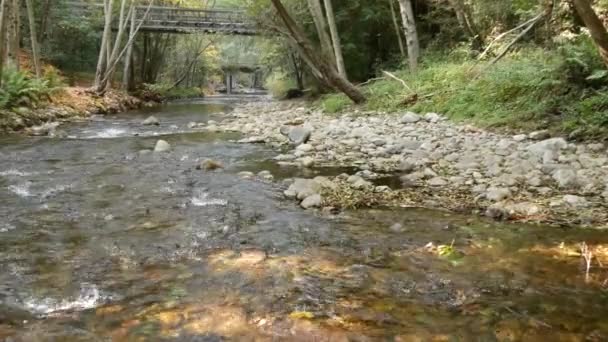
[{"left": 1, "top": 100, "right": 608, "bottom": 340}]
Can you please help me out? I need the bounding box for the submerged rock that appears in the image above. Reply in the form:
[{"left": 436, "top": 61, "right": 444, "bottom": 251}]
[
  {"left": 198, "top": 159, "right": 224, "bottom": 171},
  {"left": 486, "top": 201, "right": 543, "bottom": 220},
  {"left": 153, "top": 140, "right": 171, "bottom": 152},
  {"left": 27, "top": 122, "right": 60, "bottom": 136},
  {"left": 299, "top": 156, "right": 315, "bottom": 168},
  {"left": 142, "top": 116, "right": 160, "bottom": 126},
  {"left": 238, "top": 171, "right": 255, "bottom": 179}
]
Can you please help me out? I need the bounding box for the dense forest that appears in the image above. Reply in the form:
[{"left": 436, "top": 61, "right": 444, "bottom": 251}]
[{"left": 1, "top": 0, "right": 608, "bottom": 137}]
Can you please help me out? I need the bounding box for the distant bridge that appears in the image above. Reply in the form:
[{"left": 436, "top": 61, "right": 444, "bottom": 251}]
[{"left": 64, "top": 1, "right": 259, "bottom": 35}]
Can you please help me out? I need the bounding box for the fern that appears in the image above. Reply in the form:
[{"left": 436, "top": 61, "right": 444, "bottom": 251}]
[{"left": 0, "top": 68, "right": 53, "bottom": 109}]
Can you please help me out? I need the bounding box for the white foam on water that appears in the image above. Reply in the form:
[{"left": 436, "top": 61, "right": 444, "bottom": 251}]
[
  {"left": 40, "top": 184, "right": 71, "bottom": 198},
  {"left": 0, "top": 169, "right": 34, "bottom": 177},
  {"left": 8, "top": 183, "right": 32, "bottom": 197},
  {"left": 190, "top": 191, "right": 227, "bottom": 207},
  {"left": 23, "top": 283, "right": 111, "bottom": 315},
  {"left": 0, "top": 223, "right": 16, "bottom": 233},
  {"left": 91, "top": 128, "right": 128, "bottom": 138}
]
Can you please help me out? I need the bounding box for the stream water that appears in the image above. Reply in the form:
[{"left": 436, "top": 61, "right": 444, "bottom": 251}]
[{"left": 1, "top": 98, "right": 608, "bottom": 341}]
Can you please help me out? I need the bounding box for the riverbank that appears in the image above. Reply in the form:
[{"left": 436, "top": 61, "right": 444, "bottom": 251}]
[
  {"left": 218, "top": 100, "right": 608, "bottom": 228},
  {"left": 0, "top": 87, "right": 146, "bottom": 134}
]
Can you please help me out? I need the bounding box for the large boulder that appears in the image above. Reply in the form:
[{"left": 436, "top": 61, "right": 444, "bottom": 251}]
[{"left": 287, "top": 126, "right": 312, "bottom": 145}]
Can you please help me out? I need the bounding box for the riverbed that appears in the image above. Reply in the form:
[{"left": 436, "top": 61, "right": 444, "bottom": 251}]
[{"left": 1, "top": 98, "right": 608, "bottom": 340}]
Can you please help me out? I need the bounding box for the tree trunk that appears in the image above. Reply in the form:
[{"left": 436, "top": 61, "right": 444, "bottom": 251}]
[
  {"left": 290, "top": 52, "right": 304, "bottom": 90},
  {"left": 7, "top": 0, "right": 19, "bottom": 70},
  {"left": 306, "top": 0, "right": 335, "bottom": 63},
  {"left": 572, "top": 0, "right": 608, "bottom": 68},
  {"left": 123, "top": 8, "right": 136, "bottom": 90},
  {"left": 397, "top": 0, "right": 419, "bottom": 72},
  {"left": 0, "top": 0, "right": 7, "bottom": 85},
  {"left": 25, "top": 0, "right": 41, "bottom": 77},
  {"left": 389, "top": 0, "right": 405, "bottom": 57},
  {"left": 323, "top": 0, "right": 346, "bottom": 78},
  {"left": 94, "top": 0, "right": 113, "bottom": 88},
  {"left": 270, "top": 0, "right": 365, "bottom": 103},
  {"left": 38, "top": 0, "right": 51, "bottom": 42},
  {"left": 103, "top": 0, "right": 130, "bottom": 92}
]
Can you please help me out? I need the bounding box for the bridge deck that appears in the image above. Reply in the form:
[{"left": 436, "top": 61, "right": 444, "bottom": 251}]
[{"left": 64, "top": 2, "right": 258, "bottom": 35}]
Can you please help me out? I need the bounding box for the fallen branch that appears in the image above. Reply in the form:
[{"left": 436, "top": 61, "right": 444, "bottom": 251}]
[
  {"left": 473, "top": 13, "right": 545, "bottom": 78},
  {"left": 357, "top": 77, "right": 383, "bottom": 87},
  {"left": 382, "top": 70, "right": 415, "bottom": 94},
  {"left": 477, "top": 13, "right": 544, "bottom": 61}
]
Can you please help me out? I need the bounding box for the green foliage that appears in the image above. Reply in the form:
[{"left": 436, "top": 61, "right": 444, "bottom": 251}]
[
  {"left": 0, "top": 69, "right": 55, "bottom": 109},
  {"left": 142, "top": 84, "right": 204, "bottom": 100},
  {"left": 319, "top": 37, "right": 608, "bottom": 139},
  {"left": 322, "top": 94, "right": 351, "bottom": 114},
  {"left": 265, "top": 72, "right": 296, "bottom": 99}
]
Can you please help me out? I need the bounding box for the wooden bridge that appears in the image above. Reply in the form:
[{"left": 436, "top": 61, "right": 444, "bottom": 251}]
[{"left": 64, "top": 2, "right": 259, "bottom": 35}]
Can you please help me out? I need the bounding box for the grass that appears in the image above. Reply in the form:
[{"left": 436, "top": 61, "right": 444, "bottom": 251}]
[{"left": 320, "top": 37, "right": 608, "bottom": 139}]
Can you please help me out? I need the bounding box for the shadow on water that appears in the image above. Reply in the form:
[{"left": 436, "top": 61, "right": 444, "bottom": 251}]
[{"left": 1, "top": 99, "right": 608, "bottom": 340}]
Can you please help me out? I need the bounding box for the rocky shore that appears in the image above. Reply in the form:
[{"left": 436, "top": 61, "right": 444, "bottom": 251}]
[
  {"left": 218, "top": 101, "right": 608, "bottom": 228},
  {"left": 0, "top": 87, "right": 145, "bottom": 134}
]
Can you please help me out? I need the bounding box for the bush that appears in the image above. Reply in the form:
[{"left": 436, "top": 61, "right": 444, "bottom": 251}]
[
  {"left": 322, "top": 94, "right": 351, "bottom": 113},
  {"left": 265, "top": 72, "right": 296, "bottom": 99},
  {"left": 141, "top": 83, "right": 204, "bottom": 101},
  {"left": 316, "top": 37, "right": 608, "bottom": 138},
  {"left": 0, "top": 68, "right": 54, "bottom": 109}
]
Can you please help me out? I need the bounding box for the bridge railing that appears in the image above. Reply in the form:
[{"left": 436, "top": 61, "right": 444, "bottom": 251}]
[{"left": 64, "top": 1, "right": 257, "bottom": 34}]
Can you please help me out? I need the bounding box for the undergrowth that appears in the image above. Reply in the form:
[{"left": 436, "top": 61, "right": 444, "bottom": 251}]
[
  {"left": 320, "top": 36, "right": 608, "bottom": 139},
  {"left": 141, "top": 83, "right": 204, "bottom": 101},
  {"left": 0, "top": 67, "right": 64, "bottom": 109}
]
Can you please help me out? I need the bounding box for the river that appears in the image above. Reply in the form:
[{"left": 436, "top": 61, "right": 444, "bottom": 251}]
[{"left": 1, "top": 98, "right": 607, "bottom": 340}]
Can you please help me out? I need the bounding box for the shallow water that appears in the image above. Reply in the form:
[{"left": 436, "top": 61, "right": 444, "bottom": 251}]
[{"left": 1, "top": 99, "right": 608, "bottom": 341}]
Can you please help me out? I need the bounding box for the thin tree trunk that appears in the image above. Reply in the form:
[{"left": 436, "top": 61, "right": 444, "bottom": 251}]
[
  {"left": 25, "top": 0, "right": 41, "bottom": 77},
  {"left": 38, "top": 0, "right": 51, "bottom": 41},
  {"left": 103, "top": 0, "right": 131, "bottom": 91},
  {"left": 270, "top": 0, "right": 365, "bottom": 103},
  {"left": 141, "top": 33, "right": 148, "bottom": 81},
  {"left": 123, "top": 8, "right": 136, "bottom": 90},
  {"left": 7, "top": 0, "right": 19, "bottom": 70},
  {"left": 323, "top": 0, "right": 346, "bottom": 78},
  {"left": 0, "top": 0, "right": 7, "bottom": 85},
  {"left": 389, "top": 0, "right": 405, "bottom": 57},
  {"left": 572, "top": 0, "right": 608, "bottom": 68},
  {"left": 397, "top": 0, "right": 419, "bottom": 72},
  {"left": 99, "top": 2, "right": 153, "bottom": 93},
  {"left": 94, "top": 0, "right": 113, "bottom": 88},
  {"left": 290, "top": 52, "right": 304, "bottom": 90},
  {"left": 306, "top": 0, "right": 335, "bottom": 63}
]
